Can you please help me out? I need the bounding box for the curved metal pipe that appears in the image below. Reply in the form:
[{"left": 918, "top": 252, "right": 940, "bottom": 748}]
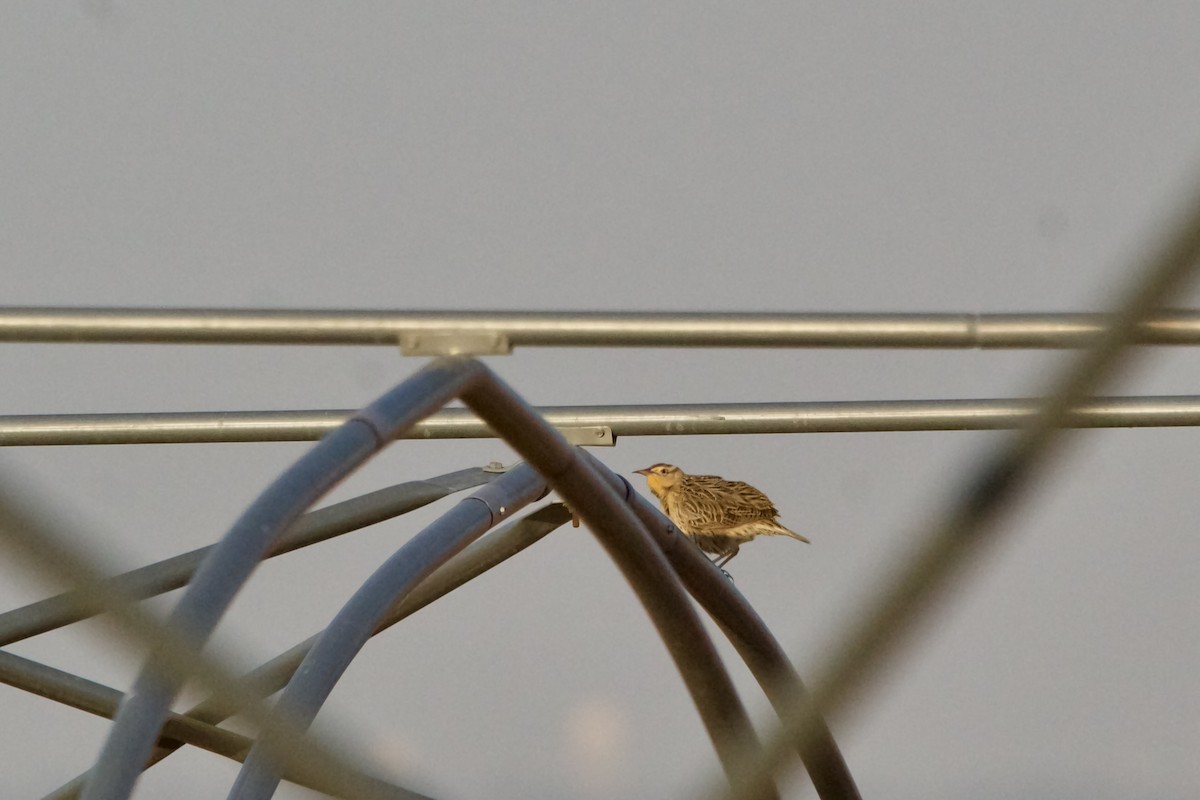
[
  {"left": 42, "top": 504, "right": 571, "bottom": 800},
  {"left": 80, "top": 358, "right": 486, "bottom": 800},
  {"left": 580, "top": 450, "right": 860, "bottom": 800},
  {"left": 227, "top": 465, "right": 548, "bottom": 799},
  {"left": 459, "top": 369, "right": 779, "bottom": 798},
  {"left": 0, "top": 477, "right": 419, "bottom": 800}
]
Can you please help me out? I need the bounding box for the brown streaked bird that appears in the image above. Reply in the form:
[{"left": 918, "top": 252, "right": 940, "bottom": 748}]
[{"left": 634, "top": 463, "right": 810, "bottom": 568}]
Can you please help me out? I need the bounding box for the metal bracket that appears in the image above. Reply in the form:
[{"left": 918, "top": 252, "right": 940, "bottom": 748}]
[
  {"left": 399, "top": 332, "right": 512, "bottom": 356},
  {"left": 557, "top": 425, "right": 615, "bottom": 446},
  {"left": 481, "top": 428, "right": 613, "bottom": 465}
]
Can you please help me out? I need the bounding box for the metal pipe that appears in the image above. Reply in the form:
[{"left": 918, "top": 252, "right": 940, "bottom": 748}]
[
  {"left": 81, "top": 358, "right": 488, "bottom": 800},
  {"left": 579, "top": 450, "right": 861, "bottom": 800},
  {"left": 5, "top": 307, "right": 1200, "bottom": 348},
  {"left": 42, "top": 504, "right": 571, "bottom": 800},
  {"left": 0, "top": 479, "right": 425, "bottom": 800},
  {"left": 459, "top": 368, "right": 778, "bottom": 798},
  {"left": 715, "top": 185, "right": 1200, "bottom": 800},
  {"left": 0, "top": 469, "right": 494, "bottom": 646},
  {"left": 0, "top": 650, "right": 430, "bottom": 800},
  {"left": 228, "top": 465, "right": 548, "bottom": 799},
  {"left": 5, "top": 395, "right": 1200, "bottom": 446}
]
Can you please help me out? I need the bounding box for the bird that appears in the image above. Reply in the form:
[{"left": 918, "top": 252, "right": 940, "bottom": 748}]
[{"left": 634, "top": 463, "right": 810, "bottom": 568}]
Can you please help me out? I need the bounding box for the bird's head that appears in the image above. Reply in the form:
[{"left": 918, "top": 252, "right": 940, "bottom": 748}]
[{"left": 634, "top": 463, "right": 684, "bottom": 494}]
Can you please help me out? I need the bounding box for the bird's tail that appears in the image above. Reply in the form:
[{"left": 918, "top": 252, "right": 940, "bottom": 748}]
[{"left": 769, "top": 523, "right": 811, "bottom": 544}]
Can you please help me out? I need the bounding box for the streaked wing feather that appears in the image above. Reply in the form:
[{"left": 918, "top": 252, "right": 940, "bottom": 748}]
[{"left": 674, "top": 474, "right": 782, "bottom": 532}]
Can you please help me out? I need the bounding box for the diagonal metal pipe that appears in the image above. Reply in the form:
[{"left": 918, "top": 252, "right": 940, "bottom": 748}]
[
  {"left": 458, "top": 370, "right": 779, "bottom": 799},
  {"left": 80, "top": 358, "right": 488, "bottom": 800},
  {"left": 0, "top": 650, "right": 431, "bottom": 800},
  {"left": 0, "top": 478, "right": 425, "bottom": 800},
  {"left": 41, "top": 504, "right": 571, "bottom": 800},
  {"left": 227, "top": 465, "right": 548, "bottom": 799},
  {"left": 713, "top": 184, "right": 1200, "bottom": 800},
  {"left": 578, "top": 449, "right": 861, "bottom": 800},
  {"left": 0, "top": 469, "right": 494, "bottom": 646}
]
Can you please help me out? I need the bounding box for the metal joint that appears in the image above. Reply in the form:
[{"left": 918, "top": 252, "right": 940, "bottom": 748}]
[
  {"left": 557, "top": 425, "right": 615, "bottom": 446},
  {"left": 399, "top": 332, "right": 512, "bottom": 356}
]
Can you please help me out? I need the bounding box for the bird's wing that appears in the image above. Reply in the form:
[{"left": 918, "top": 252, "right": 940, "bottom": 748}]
[{"left": 678, "top": 475, "right": 781, "bottom": 532}]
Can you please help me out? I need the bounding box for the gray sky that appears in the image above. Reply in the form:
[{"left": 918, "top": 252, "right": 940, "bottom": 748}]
[{"left": 2, "top": 3, "right": 1198, "bottom": 798}]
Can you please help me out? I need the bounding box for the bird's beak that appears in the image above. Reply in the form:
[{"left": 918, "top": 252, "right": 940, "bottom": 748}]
[{"left": 633, "top": 468, "right": 651, "bottom": 475}]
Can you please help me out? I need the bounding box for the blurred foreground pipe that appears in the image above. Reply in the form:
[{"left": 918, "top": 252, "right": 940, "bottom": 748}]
[{"left": 40, "top": 504, "right": 571, "bottom": 800}]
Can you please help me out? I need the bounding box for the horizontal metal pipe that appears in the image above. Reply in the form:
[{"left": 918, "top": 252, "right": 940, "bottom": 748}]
[
  {"left": 5, "top": 395, "right": 1200, "bottom": 446},
  {"left": 5, "top": 307, "right": 1200, "bottom": 347}
]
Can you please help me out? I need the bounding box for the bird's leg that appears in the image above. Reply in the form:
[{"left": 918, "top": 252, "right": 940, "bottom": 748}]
[
  {"left": 712, "top": 546, "right": 739, "bottom": 569},
  {"left": 711, "top": 547, "right": 740, "bottom": 580}
]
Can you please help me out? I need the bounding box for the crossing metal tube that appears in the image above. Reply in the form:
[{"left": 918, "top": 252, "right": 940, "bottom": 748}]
[
  {"left": 459, "top": 368, "right": 778, "bottom": 798},
  {"left": 579, "top": 450, "right": 861, "bottom": 800},
  {"left": 41, "top": 504, "right": 571, "bottom": 800},
  {"left": 714, "top": 185, "right": 1200, "bottom": 800},
  {"left": 0, "top": 650, "right": 430, "bottom": 800},
  {"left": 79, "top": 359, "right": 487, "bottom": 800},
  {"left": 0, "top": 469, "right": 494, "bottom": 646},
  {"left": 227, "top": 465, "right": 548, "bottom": 799},
  {"left": 0, "top": 478, "right": 421, "bottom": 800}
]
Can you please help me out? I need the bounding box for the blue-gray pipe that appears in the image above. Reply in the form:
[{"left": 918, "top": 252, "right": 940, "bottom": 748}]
[
  {"left": 80, "top": 359, "right": 485, "bottom": 800},
  {"left": 227, "top": 464, "right": 546, "bottom": 799}
]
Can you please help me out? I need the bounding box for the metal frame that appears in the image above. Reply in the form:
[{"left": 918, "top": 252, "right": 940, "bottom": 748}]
[
  {"left": 5, "top": 307, "right": 1200, "bottom": 348},
  {"left": 0, "top": 482, "right": 420, "bottom": 800},
  {"left": 5, "top": 396, "right": 1200, "bottom": 446},
  {"left": 40, "top": 504, "right": 573, "bottom": 800},
  {"left": 46, "top": 357, "right": 783, "bottom": 800},
  {"left": 0, "top": 186, "right": 1197, "bottom": 800},
  {"left": 0, "top": 469, "right": 496, "bottom": 645},
  {"left": 228, "top": 465, "right": 551, "bottom": 798},
  {"left": 713, "top": 185, "right": 1200, "bottom": 800}
]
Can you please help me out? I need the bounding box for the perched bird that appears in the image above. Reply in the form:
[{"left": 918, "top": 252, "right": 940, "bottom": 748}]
[{"left": 634, "top": 463, "right": 810, "bottom": 568}]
